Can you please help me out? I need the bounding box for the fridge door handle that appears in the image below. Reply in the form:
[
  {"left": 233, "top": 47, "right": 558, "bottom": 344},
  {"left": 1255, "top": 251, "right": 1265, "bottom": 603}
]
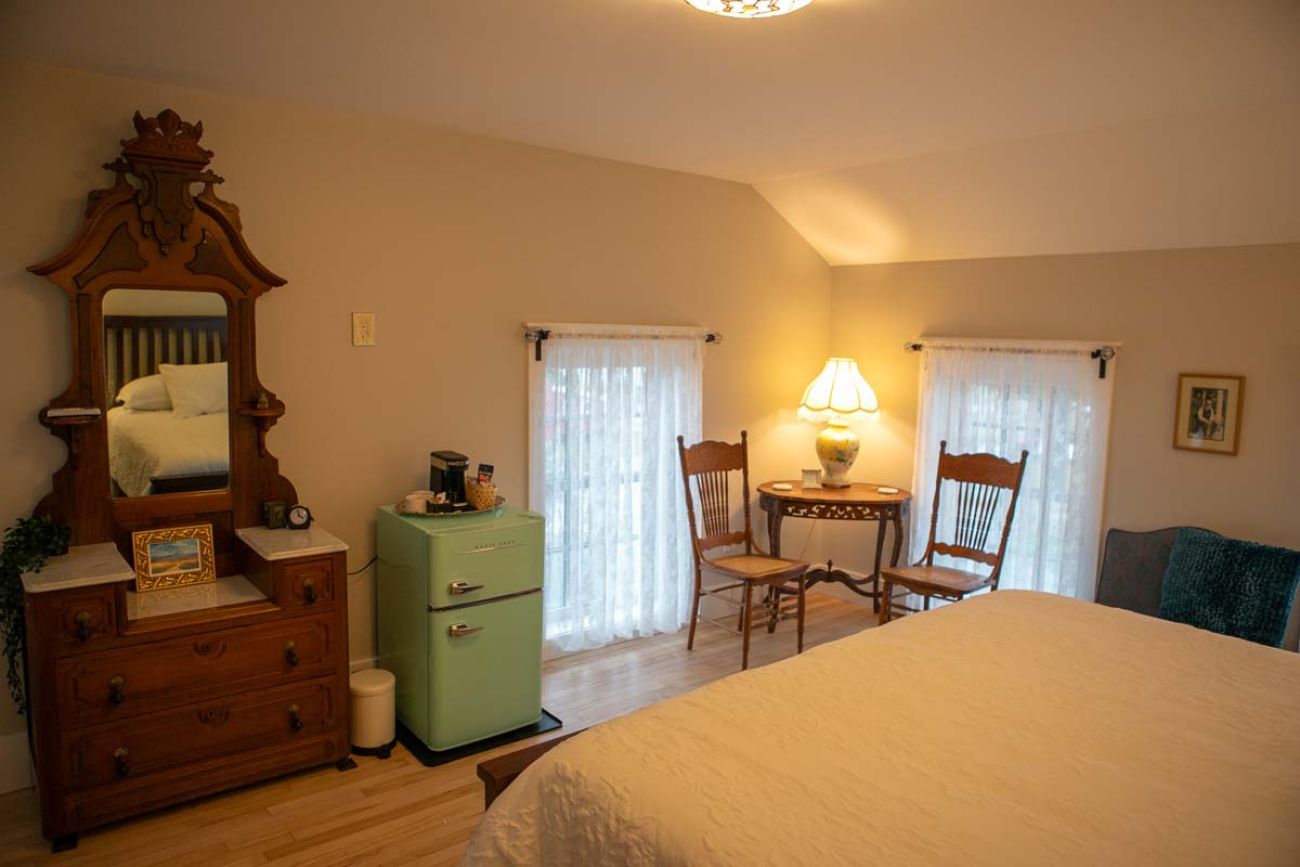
[
  {"left": 448, "top": 580, "right": 485, "bottom": 595},
  {"left": 449, "top": 623, "right": 484, "bottom": 638},
  {"left": 461, "top": 541, "right": 522, "bottom": 554}
]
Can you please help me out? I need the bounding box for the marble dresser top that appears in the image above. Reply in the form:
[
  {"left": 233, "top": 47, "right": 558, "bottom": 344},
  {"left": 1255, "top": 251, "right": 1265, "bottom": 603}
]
[
  {"left": 22, "top": 542, "right": 134, "bottom": 594},
  {"left": 125, "top": 574, "right": 269, "bottom": 621},
  {"left": 236, "top": 525, "right": 349, "bottom": 561}
]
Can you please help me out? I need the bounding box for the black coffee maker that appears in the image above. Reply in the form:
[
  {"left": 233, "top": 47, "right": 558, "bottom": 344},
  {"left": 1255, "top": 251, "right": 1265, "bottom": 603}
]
[{"left": 429, "top": 450, "right": 469, "bottom": 505}]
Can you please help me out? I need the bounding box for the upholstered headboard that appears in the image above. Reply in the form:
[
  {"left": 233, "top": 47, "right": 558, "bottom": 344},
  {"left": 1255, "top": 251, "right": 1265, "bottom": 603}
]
[{"left": 104, "top": 314, "right": 227, "bottom": 401}]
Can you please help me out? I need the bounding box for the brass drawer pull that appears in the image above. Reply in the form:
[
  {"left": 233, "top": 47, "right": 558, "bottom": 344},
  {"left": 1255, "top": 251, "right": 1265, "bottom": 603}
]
[
  {"left": 284, "top": 641, "right": 299, "bottom": 667},
  {"left": 113, "top": 747, "right": 129, "bottom": 778},
  {"left": 449, "top": 623, "right": 483, "bottom": 638},
  {"left": 448, "top": 580, "right": 484, "bottom": 595},
  {"left": 288, "top": 704, "right": 303, "bottom": 732},
  {"left": 303, "top": 579, "right": 317, "bottom": 605},
  {"left": 74, "top": 611, "right": 92, "bottom": 642},
  {"left": 108, "top": 675, "right": 126, "bottom": 706}
]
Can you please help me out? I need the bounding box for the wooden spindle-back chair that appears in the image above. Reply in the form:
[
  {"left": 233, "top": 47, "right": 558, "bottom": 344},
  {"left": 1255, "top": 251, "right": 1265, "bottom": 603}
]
[
  {"left": 879, "top": 440, "right": 1029, "bottom": 624},
  {"left": 677, "top": 431, "right": 809, "bottom": 670}
]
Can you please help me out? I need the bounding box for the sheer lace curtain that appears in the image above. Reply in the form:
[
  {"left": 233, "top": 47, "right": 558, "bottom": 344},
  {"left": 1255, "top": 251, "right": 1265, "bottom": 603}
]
[
  {"left": 528, "top": 324, "right": 704, "bottom": 654},
  {"left": 910, "top": 340, "right": 1116, "bottom": 601}
]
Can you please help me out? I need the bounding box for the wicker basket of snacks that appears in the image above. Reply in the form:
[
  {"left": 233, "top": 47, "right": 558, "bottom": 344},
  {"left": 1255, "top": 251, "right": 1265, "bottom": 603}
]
[{"left": 464, "top": 478, "right": 498, "bottom": 512}]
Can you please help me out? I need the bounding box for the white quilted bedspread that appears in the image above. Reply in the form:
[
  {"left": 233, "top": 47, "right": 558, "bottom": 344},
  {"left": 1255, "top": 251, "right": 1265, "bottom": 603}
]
[
  {"left": 463, "top": 590, "right": 1300, "bottom": 866},
  {"left": 107, "top": 407, "right": 229, "bottom": 497}
]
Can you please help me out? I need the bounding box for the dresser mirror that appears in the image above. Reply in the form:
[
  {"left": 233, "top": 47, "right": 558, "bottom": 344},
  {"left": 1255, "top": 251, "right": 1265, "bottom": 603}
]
[
  {"left": 29, "top": 109, "right": 297, "bottom": 572},
  {"left": 103, "top": 288, "right": 232, "bottom": 498}
]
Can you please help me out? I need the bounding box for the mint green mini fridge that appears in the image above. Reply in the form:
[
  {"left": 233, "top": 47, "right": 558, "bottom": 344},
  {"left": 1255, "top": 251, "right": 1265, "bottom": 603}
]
[{"left": 376, "top": 505, "right": 544, "bottom": 752}]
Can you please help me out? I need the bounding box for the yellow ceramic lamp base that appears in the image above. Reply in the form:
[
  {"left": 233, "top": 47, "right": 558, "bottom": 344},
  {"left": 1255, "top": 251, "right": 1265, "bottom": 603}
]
[{"left": 815, "top": 419, "right": 859, "bottom": 488}]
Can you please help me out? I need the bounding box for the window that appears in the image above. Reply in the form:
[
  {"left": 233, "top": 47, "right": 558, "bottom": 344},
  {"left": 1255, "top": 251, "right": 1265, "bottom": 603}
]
[
  {"left": 911, "top": 340, "right": 1116, "bottom": 600},
  {"left": 528, "top": 324, "right": 704, "bottom": 653}
]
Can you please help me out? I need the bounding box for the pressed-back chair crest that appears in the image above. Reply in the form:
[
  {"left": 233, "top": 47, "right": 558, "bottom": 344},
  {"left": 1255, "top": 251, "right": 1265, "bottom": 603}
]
[
  {"left": 677, "top": 432, "right": 808, "bottom": 670},
  {"left": 680, "top": 434, "right": 753, "bottom": 558},
  {"left": 881, "top": 440, "right": 1028, "bottom": 623}
]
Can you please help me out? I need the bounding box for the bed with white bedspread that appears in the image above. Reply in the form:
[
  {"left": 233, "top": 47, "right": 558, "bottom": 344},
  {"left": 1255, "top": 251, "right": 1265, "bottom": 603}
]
[{"left": 463, "top": 590, "right": 1300, "bottom": 866}]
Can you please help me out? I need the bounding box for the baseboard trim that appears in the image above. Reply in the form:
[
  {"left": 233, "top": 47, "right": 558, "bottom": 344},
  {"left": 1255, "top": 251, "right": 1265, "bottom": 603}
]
[{"left": 0, "top": 729, "right": 32, "bottom": 795}]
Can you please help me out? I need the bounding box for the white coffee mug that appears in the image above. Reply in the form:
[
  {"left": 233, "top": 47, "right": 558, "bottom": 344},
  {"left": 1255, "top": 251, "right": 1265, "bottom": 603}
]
[{"left": 401, "top": 493, "right": 428, "bottom": 513}]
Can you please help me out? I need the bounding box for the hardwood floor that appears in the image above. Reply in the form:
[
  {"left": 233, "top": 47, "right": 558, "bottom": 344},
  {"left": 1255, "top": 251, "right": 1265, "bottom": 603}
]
[{"left": 0, "top": 593, "right": 876, "bottom": 866}]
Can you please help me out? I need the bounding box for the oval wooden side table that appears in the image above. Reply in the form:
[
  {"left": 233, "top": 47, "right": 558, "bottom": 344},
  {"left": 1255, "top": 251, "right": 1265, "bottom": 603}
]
[{"left": 757, "top": 481, "right": 912, "bottom": 614}]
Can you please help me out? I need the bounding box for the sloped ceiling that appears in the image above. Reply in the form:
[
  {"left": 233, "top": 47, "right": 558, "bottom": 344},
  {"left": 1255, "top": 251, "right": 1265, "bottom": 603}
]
[{"left": 3, "top": 0, "right": 1298, "bottom": 263}]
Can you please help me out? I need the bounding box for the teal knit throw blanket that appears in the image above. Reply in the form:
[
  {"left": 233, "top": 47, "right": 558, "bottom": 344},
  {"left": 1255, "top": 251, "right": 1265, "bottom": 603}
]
[{"left": 1158, "top": 528, "right": 1300, "bottom": 648}]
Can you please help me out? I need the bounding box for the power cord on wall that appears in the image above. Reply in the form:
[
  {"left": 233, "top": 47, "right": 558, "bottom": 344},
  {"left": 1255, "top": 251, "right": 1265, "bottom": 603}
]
[{"left": 347, "top": 555, "right": 377, "bottom": 580}]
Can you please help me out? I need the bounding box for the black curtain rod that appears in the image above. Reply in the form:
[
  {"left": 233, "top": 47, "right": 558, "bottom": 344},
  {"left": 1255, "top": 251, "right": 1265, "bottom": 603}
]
[
  {"left": 525, "top": 328, "right": 722, "bottom": 361},
  {"left": 903, "top": 341, "right": 1118, "bottom": 379}
]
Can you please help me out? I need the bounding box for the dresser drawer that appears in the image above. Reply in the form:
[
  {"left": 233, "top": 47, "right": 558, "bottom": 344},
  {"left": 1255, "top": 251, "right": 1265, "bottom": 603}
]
[
  {"left": 61, "top": 677, "right": 340, "bottom": 791},
  {"left": 27, "top": 587, "right": 117, "bottom": 655},
  {"left": 278, "top": 556, "right": 334, "bottom": 609},
  {"left": 67, "top": 735, "right": 342, "bottom": 832},
  {"left": 54, "top": 615, "right": 341, "bottom": 728}
]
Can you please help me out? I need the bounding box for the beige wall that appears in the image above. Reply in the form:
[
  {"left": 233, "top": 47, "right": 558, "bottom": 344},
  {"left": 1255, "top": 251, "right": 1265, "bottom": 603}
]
[
  {"left": 818, "top": 244, "right": 1300, "bottom": 639},
  {"left": 0, "top": 59, "right": 832, "bottom": 737}
]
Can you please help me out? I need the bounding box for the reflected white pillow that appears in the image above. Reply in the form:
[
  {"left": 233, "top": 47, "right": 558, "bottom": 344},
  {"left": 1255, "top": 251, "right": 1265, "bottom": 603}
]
[
  {"left": 160, "top": 362, "right": 228, "bottom": 418},
  {"left": 115, "top": 374, "right": 172, "bottom": 411}
]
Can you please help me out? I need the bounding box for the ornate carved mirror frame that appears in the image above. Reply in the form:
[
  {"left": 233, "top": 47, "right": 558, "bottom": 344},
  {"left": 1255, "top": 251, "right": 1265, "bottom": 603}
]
[{"left": 29, "top": 109, "right": 296, "bottom": 574}]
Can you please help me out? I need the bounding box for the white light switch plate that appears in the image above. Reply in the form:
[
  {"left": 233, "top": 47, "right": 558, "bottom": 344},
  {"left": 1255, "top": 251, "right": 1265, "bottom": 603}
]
[{"left": 352, "top": 312, "right": 376, "bottom": 346}]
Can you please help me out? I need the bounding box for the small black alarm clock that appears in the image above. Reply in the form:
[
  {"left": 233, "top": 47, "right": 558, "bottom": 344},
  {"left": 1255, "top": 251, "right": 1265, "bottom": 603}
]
[{"left": 286, "top": 503, "right": 313, "bottom": 530}]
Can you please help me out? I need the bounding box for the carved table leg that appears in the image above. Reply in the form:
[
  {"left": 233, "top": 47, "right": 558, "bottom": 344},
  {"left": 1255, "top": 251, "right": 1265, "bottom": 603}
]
[
  {"left": 767, "top": 507, "right": 783, "bottom": 558},
  {"left": 869, "top": 511, "right": 888, "bottom": 613},
  {"left": 889, "top": 506, "right": 904, "bottom": 566},
  {"left": 763, "top": 506, "right": 784, "bottom": 632}
]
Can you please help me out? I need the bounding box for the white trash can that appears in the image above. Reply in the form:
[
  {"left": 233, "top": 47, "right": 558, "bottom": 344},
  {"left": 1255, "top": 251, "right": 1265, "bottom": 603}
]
[{"left": 350, "top": 668, "right": 396, "bottom": 759}]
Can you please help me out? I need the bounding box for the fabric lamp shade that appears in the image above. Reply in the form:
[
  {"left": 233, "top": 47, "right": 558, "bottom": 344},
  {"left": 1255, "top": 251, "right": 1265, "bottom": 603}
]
[
  {"left": 798, "top": 357, "right": 878, "bottom": 488},
  {"left": 799, "top": 358, "right": 879, "bottom": 422}
]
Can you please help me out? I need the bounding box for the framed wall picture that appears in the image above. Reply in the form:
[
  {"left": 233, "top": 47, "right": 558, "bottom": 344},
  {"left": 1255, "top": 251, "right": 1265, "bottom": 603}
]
[
  {"left": 131, "top": 523, "right": 217, "bottom": 592},
  {"left": 1173, "top": 373, "right": 1244, "bottom": 456}
]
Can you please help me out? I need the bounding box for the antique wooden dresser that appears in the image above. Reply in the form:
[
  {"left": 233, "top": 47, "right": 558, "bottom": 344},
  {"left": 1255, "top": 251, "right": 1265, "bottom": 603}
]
[{"left": 21, "top": 110, "right": 352, "bottom": 851}]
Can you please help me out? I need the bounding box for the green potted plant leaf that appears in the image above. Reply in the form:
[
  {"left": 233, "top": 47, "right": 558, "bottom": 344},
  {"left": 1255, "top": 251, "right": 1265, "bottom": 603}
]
[{"left": 0, "top": 516, "right": 70, "bottom": 714}]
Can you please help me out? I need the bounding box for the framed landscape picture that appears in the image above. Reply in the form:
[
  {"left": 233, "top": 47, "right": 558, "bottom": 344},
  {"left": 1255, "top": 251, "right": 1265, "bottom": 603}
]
[
  {"left": 131, "top": 523, "right": 216, "bottom": 592},
  {"left": 1173, "top": 373, "right": 1244, "bottom": 456}
]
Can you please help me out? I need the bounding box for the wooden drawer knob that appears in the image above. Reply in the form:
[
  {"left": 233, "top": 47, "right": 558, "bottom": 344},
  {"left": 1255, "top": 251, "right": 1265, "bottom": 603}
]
[
  {"left": 113, "top": 747, "right": 130, "bottom": 778},
  {"left": 108, "top": 675, "right": 126, "bottom": 706},
  {"left": 303, "top": 579, "right": 317, "bottom": 605},
  {"left": 284, "top": 641, "right": 299, "bottom": 668},
  {"left": 288, "top": 704, "right": 303, "bottom": 732}
]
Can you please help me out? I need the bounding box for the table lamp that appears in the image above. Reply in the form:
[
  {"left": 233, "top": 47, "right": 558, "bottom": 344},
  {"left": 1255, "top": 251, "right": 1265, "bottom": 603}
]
[{"left": 798, "top": 357, "right": 879, "bottom": 488}]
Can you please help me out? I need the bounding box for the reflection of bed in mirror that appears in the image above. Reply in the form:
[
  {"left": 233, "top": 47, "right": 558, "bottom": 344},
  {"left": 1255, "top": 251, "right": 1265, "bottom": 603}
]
[{"left": 104, "top": 314, "right": 230, "bottom": 496}]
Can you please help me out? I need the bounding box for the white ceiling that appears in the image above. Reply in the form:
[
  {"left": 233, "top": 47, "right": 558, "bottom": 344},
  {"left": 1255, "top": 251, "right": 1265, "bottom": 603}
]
[{"left": 4, "top": 0, "right": 1299, "bottom": 263}]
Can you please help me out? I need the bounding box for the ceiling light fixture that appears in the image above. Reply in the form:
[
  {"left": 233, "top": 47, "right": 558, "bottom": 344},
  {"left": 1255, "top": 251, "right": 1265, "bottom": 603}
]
[{"left": 685, "top": 0, "right": 813, "bottom": 19}]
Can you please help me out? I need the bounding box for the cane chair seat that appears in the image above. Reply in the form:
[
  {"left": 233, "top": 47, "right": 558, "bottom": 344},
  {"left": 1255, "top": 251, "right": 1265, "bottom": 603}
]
[
  {"left": 706, "top": 554, "right": 807, "bottom": 583},
  {"left": 878, "top": 564, "right": 992, "bottom": 597}
]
